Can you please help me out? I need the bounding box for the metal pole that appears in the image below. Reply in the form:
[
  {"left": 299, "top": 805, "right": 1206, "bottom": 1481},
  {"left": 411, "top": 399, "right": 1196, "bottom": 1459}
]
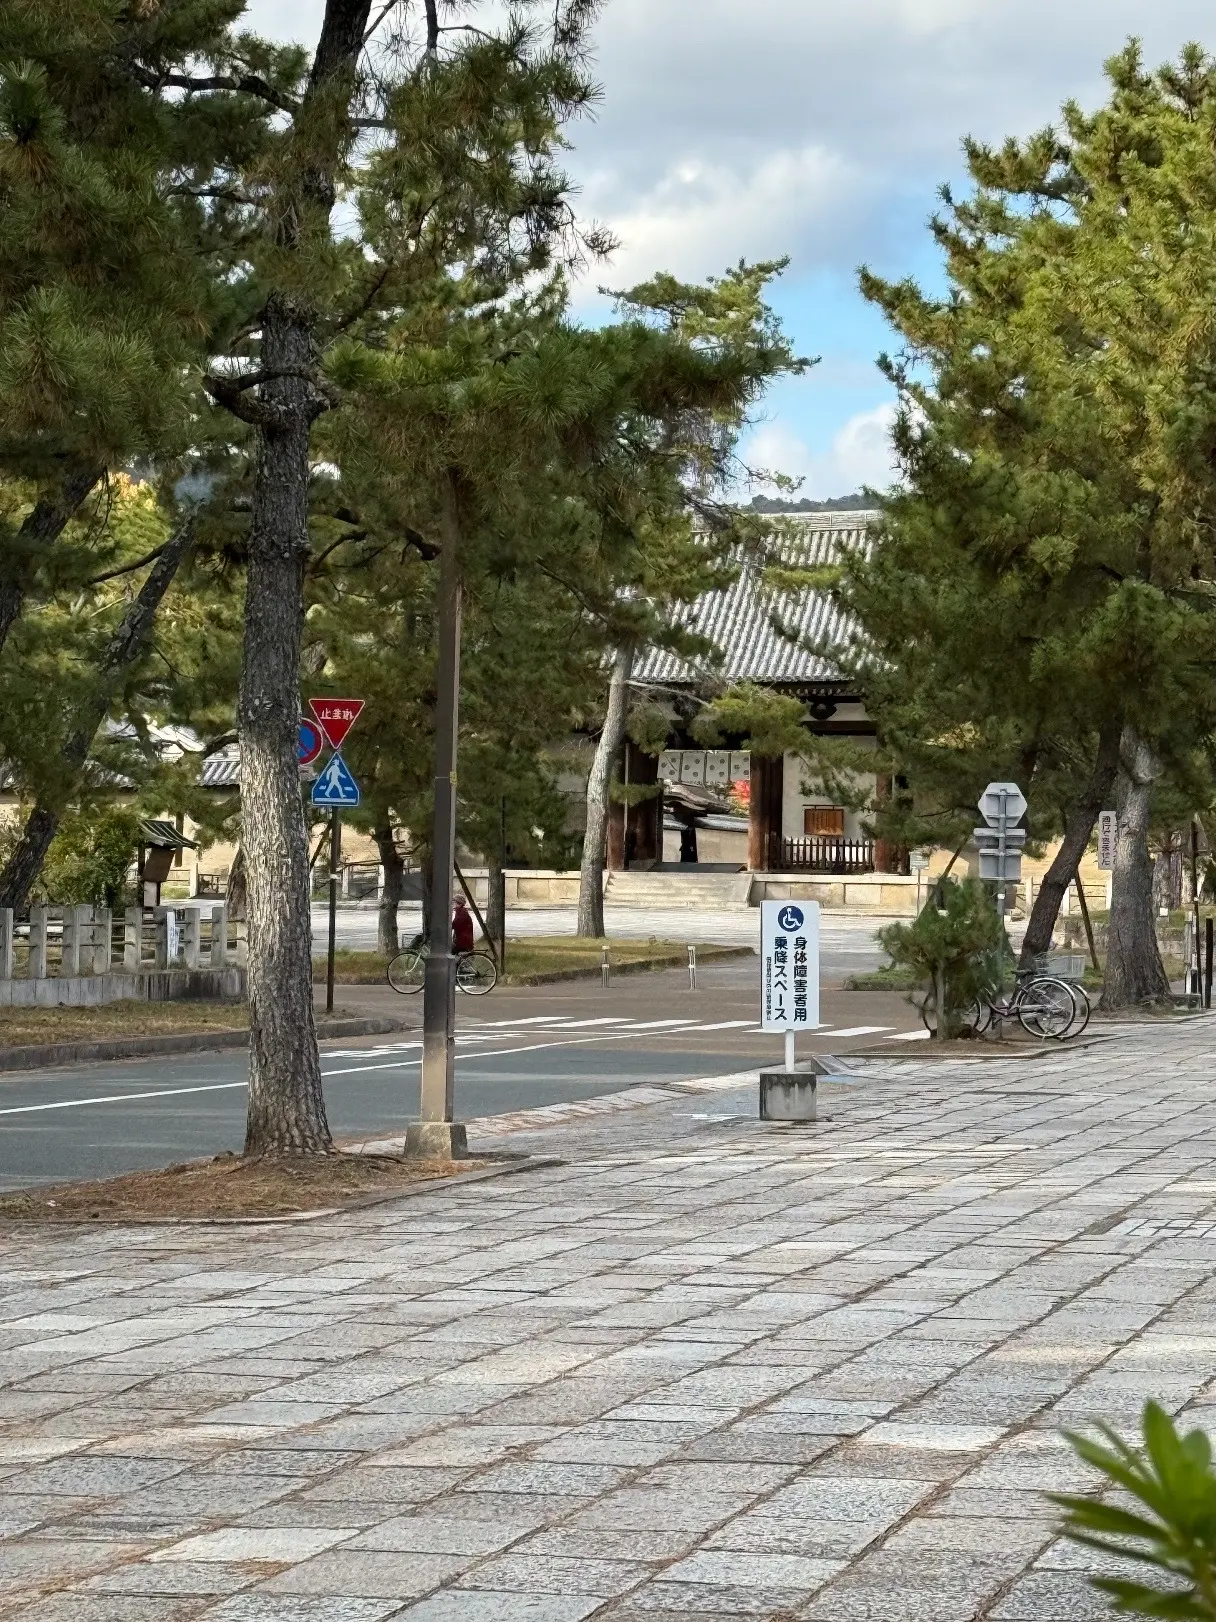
[
  {"left": 326, "top": 810, "right": 340, "bottom": 1015},
  {"left": 601, "top": 943, "right": 610, "bottom": 988},
  {"left": 1206, "top": 915, "right": 1213, "bottom": 1010},
  {"left": 420, "top": 486, "right": 462, "bottom": 1125},
  {"left": 1191, "top": 820, "right": 1202, "bottom": 996},
  {"left": 687, "top": 943, "right": 697, "bottom": 991},
  {"left": 784, "top": 1029, "right": 795, "bottom": 1071},
  {"left": 995, "top": 789, "right": 1007, "bottom": 921},
  {"left": 622, "top": 739, "right": 630, "bottom": 869}
]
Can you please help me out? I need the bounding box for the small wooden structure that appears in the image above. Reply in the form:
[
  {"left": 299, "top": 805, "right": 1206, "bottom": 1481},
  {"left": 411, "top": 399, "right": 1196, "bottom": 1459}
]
[{"left": 137, "top": 818, "right": 197, "bottom": 907}]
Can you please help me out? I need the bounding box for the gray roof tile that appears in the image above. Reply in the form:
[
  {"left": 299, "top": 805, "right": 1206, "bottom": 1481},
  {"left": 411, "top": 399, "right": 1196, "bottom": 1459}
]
[{"left": 634, "top": 511, "right": 875, "bottom": 688}]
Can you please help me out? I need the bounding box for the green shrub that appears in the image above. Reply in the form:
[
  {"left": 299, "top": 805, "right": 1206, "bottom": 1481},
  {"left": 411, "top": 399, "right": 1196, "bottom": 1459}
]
[
  {"left": 878, "top": 875, "right": 1009, "bottom": 1036},
  {"left": 1055, "top": 1401, "right": 1216, "bottom": 1617},
  {"left": 0, "top": 807, "right": 141, "bottom": 908}
]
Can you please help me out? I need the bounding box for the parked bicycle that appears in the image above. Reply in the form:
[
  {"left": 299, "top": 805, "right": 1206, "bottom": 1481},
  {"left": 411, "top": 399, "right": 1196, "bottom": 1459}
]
[
  {"left": 919, "top": 965, "right": 1089, "bottom": 1040},
  {"left": 387, "top": 937, "right": 497, "bottom": 996}
]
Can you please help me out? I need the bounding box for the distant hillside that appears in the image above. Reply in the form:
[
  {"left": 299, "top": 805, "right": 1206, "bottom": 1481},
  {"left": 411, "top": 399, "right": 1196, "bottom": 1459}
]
[{"left": 747, "top": 494, "right": 874, "bottom": 513}]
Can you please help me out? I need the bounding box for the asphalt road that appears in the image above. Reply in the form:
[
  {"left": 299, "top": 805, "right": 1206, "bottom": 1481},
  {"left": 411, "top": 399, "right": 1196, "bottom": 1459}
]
[
  {"left": 0, "top": 960, "right": 923, "bottom": 1192},
  {"left": 315, "top": 903, "right": 891, "bottom": 979}
]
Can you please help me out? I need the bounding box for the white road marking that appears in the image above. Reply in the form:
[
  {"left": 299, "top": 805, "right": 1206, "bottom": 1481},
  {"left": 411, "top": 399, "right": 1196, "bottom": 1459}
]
[
  {"left": 0, "top": 1081, "right": 248, "bottom": 1116},
  {"left": 0, "top": 1021, "right": 772, "bottom": 1117},
  {"left": 829, "top": 1025, "right": 893, "bottom": 1038},
  {"left": 885, "top": 1029, "right": 931, "bottom": 1041}
]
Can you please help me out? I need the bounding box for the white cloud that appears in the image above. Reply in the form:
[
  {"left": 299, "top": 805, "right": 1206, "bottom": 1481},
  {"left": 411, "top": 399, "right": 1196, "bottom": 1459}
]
[
  {"left": 744, "top": 404, "right": 900, "bottom": 500},
  {"left": 581, "top": 144, "right": 861, "bottom": 293}
]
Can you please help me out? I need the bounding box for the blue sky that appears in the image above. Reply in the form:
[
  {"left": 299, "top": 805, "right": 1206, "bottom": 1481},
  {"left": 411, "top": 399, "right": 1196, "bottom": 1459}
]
[{"left": 249, "top": 0, "right": 1216, "bottom": 497}]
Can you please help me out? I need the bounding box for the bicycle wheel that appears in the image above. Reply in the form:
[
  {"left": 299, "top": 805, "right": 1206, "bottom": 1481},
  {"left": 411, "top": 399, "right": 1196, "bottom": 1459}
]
[
  {"left": 1016, "top": 976, "right": 1076, "bottom": 1039},
  {"left": 456, "top": 951, "right": 497, "bottom": 995},
  {"left": 1060, "top": 980, "right": 1091, "bottom": 1039},
  {"left": 920, "top": 989, "right": 987, "bottom": 1036},
  {"left": 387, "top": 949, "right": 426, "bottom": 993}
]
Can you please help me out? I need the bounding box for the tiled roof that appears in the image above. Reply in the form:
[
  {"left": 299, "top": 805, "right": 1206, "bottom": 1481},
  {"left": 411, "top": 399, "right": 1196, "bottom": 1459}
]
[
  {"left": 200, "top": 749, "right": 240, "bottom": 788},
  {"left": 634, "top": 511, "right": 876, "bottom": 688}
]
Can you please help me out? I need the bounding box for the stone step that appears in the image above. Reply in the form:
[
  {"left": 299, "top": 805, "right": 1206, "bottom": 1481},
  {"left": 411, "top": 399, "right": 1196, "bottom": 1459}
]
[{"left": 602, "top": 871, "right": 753, "bottom": 908}]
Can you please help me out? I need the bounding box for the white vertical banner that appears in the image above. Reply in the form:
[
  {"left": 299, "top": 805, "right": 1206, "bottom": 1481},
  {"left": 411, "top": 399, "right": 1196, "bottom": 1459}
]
[
  {"left": 760, "top": 900, "right": 820, "bottom": 1033},
  {"left": 1096, "top": 810, "right": 1117, "bottom": 871},
  {"left": 165, "top": 909, "right": 179, "bottom": 964}
]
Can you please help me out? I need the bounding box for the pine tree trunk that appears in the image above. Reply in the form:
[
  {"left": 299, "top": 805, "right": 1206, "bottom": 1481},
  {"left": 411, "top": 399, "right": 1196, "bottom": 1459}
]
[
  {"left": 1100, "top": 728, "right": 1171, "bottom": 1010},
  {"left": 0, "top": 518, "right": 194, "bottom": 913},
  {"left": 240, "top": 297, "right": 332, "bottom": 1158},
  {"left": 577, "top": 644, "right": 632, "bottom": 938},
  {"left": 225, "top": 845, "right": 247, "bottom": 920},
  {"left": 0, "top": 464, "right": 105, "bottom": 659},
  {"left": 1018, "top": 718, "right": 1121, "bottom": 969},
  {"left": 374, "top": 823, "right": 404, "bottom": 957}
]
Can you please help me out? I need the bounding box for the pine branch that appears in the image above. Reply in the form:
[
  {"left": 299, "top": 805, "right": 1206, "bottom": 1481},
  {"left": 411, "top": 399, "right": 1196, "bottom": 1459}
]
[
  {"left": 128, "top": 63, "right": 299, "bottom": 115},
  {"left": 86, "top": 543, "right": 168, "bottom": 586}
]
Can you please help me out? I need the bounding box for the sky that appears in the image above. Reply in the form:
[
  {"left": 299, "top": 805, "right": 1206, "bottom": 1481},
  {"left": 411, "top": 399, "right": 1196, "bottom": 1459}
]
[{"left": 248, "top": 0, "right": 1216, "bottom": 498}]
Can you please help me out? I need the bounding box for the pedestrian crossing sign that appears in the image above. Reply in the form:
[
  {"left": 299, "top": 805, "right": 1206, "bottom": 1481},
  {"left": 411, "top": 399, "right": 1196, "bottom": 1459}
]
[{"left": 311, "top": 751, "right": 361, "bottom": 807}]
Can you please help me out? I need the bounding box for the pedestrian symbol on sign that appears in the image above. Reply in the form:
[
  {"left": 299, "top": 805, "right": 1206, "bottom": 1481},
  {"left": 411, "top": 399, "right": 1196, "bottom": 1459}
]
[{"left": 310, "top": 752, "right": 361, "bottom": 808}]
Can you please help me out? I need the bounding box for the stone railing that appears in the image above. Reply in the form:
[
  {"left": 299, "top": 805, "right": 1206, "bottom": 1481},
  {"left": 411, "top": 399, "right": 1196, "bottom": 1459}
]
[{"left": 0, "top": 904, "right": 247, "bottom": 1006}]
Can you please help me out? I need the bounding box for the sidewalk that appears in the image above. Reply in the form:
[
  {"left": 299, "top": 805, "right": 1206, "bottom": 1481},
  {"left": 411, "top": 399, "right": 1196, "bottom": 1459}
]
[{"left": 4, "top": 1019, "right": 1216, "bottom": 1619}]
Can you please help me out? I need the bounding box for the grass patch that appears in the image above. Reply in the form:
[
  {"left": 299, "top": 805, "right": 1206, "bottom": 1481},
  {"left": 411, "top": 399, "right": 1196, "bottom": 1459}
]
[
  {"left": 0, "top": 999, "right": 249, "bottom": 1048},
  {"left": 316, "top": 937, "right": 750, "bottom": 985},
  {"left": 0, "top": 1151, "right": 472, "bottom": 1222},
  {"left": 842, "top": 964, "right": 918, "bottom": 992}
]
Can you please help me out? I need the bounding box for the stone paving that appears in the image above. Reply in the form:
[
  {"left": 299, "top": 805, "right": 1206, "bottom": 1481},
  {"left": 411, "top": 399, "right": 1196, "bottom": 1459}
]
[{"left": 4, "top": 1020, "right": 1216, "bottom": 1620}]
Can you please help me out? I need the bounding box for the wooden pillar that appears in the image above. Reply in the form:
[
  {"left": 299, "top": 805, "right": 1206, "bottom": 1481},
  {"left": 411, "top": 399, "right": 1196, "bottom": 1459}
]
[
  {"left": 873, "top": 773, "right": 895, "bottom": 874},
  {"left": 630, "top": 746, "right": 660, "bottom": 866},
  {"left": 748, "top": 754, "right": 784, "bottom": 871},
  {"left": 607, "top": 795, "right": 625, "bottom": 871}
]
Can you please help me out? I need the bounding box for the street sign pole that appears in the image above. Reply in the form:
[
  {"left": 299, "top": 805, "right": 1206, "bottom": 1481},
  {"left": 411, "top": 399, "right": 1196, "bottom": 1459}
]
[
  {"left": 326, "top": 810, "right": 340, "bottom": 1015},
  {"left": 414, "top": 508, "right": 465, "bottom": 1158},
  {"left": 996, "top": 787, "right": 1007, "bottom": 921}
]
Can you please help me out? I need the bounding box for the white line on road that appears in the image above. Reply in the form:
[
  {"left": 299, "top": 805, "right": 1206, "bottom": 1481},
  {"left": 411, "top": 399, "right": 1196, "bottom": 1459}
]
[
  {"left": 829, "top": 1026, "right": 894, "bottom": 1038},
  {"left": 0, "top": 1023, "right": 766, "bottom": 1116}
]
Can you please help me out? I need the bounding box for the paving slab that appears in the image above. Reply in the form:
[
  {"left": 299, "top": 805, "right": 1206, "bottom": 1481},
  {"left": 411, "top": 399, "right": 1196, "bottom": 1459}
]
[{"left": 5, "top": 1020, "right": 1216, "bottom": 1617}]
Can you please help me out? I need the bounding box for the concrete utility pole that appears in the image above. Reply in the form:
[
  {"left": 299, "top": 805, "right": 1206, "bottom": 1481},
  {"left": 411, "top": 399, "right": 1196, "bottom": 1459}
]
[{"left": 409, "top": 486, "right": 467, "bottom": 1159}]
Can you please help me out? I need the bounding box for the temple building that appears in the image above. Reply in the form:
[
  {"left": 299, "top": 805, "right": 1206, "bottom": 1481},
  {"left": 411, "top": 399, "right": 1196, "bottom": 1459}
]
[{"left": 627, "top": 508, "right": 895, "bottom": 875}]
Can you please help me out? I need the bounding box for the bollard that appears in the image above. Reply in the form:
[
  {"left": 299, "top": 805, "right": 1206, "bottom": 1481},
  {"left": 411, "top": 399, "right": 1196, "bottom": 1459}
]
[
  {"left": 0, "top": 908, "right": 12, "bottom": 979},
  {"left": 601, "top": 943, "right": 610, "bottom": 989},
  {"left": 687, "top": 943, "right": 697, "bottom": 991}
]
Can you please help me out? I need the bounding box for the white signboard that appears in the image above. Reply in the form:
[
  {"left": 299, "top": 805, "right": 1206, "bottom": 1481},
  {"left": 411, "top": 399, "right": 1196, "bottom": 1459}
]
[
  {"left": 760, "top": 900, "right": 820, "bottom": 1032},
  {"left": 680, "top": 750, "right": 705, "bottom": 786},
  {"left": 1096, "top": 809, "right": 1117, "bottom": 871},
  {"left": 658, "top": 750, "right": 680, "bottom": 783},
  {"left": 165, "top": 910, "right": 179, "bottom": 964},
  {"left": 704, "top": 750, "right": 730, "bottom": 788}
]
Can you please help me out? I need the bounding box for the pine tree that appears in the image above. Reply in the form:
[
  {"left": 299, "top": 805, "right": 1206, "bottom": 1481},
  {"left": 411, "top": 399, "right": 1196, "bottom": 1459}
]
[
  {"left": 840, "top": 42, "right": 1216, "bottom": 1006},
  {"left": 0, "top": 1, "right": 274, "bottom": 654}
]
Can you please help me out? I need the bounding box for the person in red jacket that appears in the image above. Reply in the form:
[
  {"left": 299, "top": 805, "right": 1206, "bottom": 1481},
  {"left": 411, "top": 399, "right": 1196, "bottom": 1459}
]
[{"left": 451, "top": 896, "right": 475, "bottom": 954}]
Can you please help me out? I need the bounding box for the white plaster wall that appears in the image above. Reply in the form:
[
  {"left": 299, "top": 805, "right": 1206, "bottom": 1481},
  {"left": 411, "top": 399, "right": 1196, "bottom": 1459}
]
[{"left": 781, "top": 751, "right": 878, "bottom": 843}]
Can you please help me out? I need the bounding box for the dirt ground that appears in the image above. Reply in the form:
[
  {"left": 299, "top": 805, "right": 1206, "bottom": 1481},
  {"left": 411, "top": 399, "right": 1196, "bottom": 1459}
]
[
  {"left": 0, "top": 999, "right": 251, "bottom": 1047},
  {"left": 0, "top": 1150, "right": 473, "bottom": 1222},
  {"left": 0, "top": 1001, "right": 390, "bottom": 1049}
]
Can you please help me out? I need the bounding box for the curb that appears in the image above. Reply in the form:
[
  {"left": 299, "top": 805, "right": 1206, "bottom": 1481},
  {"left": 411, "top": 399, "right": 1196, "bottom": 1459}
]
[
  {"left": 0, "top": 1153, "right": 564, "bottom": 1230},
  {"left": 504, "top": 944, "right": 754, "bottom": 987},
  {"left": 317, "top": 944, "right": 756, "bottom": 988},
  {"left": 0, "top": 1014, "right": 410, "bottom": 1074}
]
